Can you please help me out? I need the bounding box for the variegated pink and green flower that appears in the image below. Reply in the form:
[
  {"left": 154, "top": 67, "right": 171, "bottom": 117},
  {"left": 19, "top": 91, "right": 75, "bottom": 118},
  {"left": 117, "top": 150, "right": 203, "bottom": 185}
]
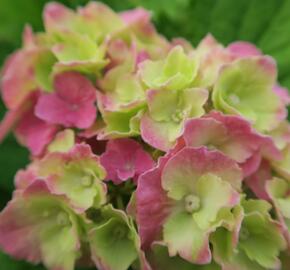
[{"left": 0, "top": 1, "right": 289, "bottom": 270}]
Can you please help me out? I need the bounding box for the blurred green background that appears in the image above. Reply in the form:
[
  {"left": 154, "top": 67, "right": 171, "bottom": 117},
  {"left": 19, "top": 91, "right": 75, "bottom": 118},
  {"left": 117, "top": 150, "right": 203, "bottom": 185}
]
[{"left": 0, "top": 0, "right": 290, "bottom": 269}]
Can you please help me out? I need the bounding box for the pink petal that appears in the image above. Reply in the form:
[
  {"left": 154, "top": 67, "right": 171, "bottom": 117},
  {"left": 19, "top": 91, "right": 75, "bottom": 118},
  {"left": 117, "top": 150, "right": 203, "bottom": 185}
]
[
  {"left": 240, "top": 151, "right": 262, "bottom": 177},
  {"left": 227, "top": 41, "right": 261, "bottom": 58},
  {"left": 54, "top": 72, "right": 96, "bottom": 104},
  {"left": 43, "top": 2, "right": 74, "bottom": 31},
  {"left": 136, "top": 166, "right": 173, "bottom": 249},
  {"left": 15, "top": 106, "right": 58, "bottom": 156},
  {"left": 183, "top": 111, "right": 281, "bottom": 177},
  {"left": 120, "top": 8, "right": 151, "bottom": 26},
  {"left": 100, "top": 138, "right": 155, "bottom": 184},
  {"left": 0, "top": 100, "right": 31, "bottom": 143},
  {"left": 244, "top": 160, "right": 272, "bottom": 200},
  {"left": 273, "top": 84, "right": 290, "bottom": 106},
  {"left": 162, "top": 147, "right": 242, "bottom": 192},
  {"left": 0, "top": 180, "right": 52, "bottom": 263},
  {"left": 35, "top": 72, "right": 97, "bottom": 129},
  {"left": 140, "top": 112, "right": 175, "bottom": 152},
  {"left": 0, "top": 199, "right": 41, "bottom": 263},
  {"left": 14, "top": 166, "right": 38, "bottom": 190},
  {"left": 1, "top": 50, "right": 37, "bottom": 109}
]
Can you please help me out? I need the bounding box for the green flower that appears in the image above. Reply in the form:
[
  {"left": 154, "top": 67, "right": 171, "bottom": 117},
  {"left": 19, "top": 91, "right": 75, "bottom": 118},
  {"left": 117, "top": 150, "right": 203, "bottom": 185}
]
[
  {"left": 139, "top": 46, "right": 199, "bottom": 90},
  {"left": 212, "top": 57, "right": 283, "bottom": 132},
  {"left": 88, "top": 204, "right": 140, "bottom": 270},
  {"left": 140, "top": 88, "right": 208, "bottom": 150},
  {"left": 37, "top": 144, "right": 107, "bottom": 212},
  {"left": 211, "top": 199, "right": 287, "bottom": 270}
]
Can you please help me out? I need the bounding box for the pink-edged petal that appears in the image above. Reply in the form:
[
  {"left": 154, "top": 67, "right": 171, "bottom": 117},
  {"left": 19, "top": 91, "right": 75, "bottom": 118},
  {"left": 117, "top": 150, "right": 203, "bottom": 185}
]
[
  {"left": 120, "top": 8, "right": 151, "bottom": 26},
  {"left": 0, "top": 181, "right": 56, "bottom": 263},
  {"left": 244, "top": 160, "right": 272, "bottom": 200},
  {"left": 15, "top": 106, "right": 58, "bottom": 156},
  {"left": 273, "top": 84, "right": 290, "bottom": 106},
  {"left": 39, "top": 144, "right": 107, "bottom": 212},
  {"left": 100, "top": 138, "right": 155, "bottom": 184},
  {"left": 0, "top": 96, "right": 32, "bottom": 143},
  {"left": 182, "top": 111, "right": 280, "bottom": 177},
  {"left": 14, "top": 165, "right": 38, "bottom": 190},
  {"left": 162, "top": 147, "right": 242, "bottom": 200},
  {"left": 35, "top": 72, "right": 97, "bottom": 129},
  {"left": 0, "top": 180, "right": 81, "bottom": 270},
  {"left": 163, "top": 211, "right": 212, "bottom": 264},
  {"left": 136, "top": 166, "right": 173, "bottom": 249},
  {"left": 1, "top": 50, "right": 37, "bottom": 109},
  {"left": 240, "top": 151, "right": 262, "bottom": 177},
  {"left": 43, "top": 2, "right": 74, "bottom": 32},
  {"left": 0, "top": 196, "right": 42, "bottom": 263},
  {"left": 140, "top": 112, "right": 180, "bottom": 151},
  {"left": 227, "top": 41, "right": 261, "bottom": 58}
]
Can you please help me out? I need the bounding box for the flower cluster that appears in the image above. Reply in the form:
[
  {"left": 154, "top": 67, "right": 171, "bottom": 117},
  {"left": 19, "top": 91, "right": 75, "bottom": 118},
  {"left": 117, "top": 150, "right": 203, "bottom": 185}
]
[{"left": 0, "top": 2, "right": 289, "bottom": 270}]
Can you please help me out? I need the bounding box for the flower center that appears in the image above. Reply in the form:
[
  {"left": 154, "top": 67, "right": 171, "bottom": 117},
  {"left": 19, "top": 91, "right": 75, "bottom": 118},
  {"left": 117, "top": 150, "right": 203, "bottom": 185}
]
[
  {"left": 113, "top": 226, "right": 127, "bottom": 240},
  {"left": 184, "top": 194, "right": 201, "bottom": 213},
  {"left": 229, "top": 94, "right": 240, "bottom": 105},
  {"left": 81, "top": 169, "right": 96, "bottom": 187},
  {"left": 239, "top": 227, "right": 250, "bottom": 240},
  {"left": 171, "top": 109, "right": 185, "bottom": 123},
  {"left": 81, "top": 175, "right": 94, "bottom": 187},
  {"left": 57, "top": 212, "right": 71, "bottom": 226}
]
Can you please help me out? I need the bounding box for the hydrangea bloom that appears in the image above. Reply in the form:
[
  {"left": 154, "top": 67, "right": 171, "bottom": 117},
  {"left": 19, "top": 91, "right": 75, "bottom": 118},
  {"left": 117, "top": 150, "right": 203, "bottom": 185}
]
[{"left": 0, "top": 2, "right": 289, "bottom": 270}]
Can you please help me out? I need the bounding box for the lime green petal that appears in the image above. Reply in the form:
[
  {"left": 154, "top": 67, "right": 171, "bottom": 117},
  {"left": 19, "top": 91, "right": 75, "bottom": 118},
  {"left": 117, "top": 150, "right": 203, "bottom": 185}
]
[
  {"left": 17, "top": 192, "right": 81, "bottom": 270},
  {"left": 100, "top": 107, "right": 144, "bottom": 139},
  {"left": 47, "top": 129, "right": 75, "bottom": 153},
  {"left": 194, "top": 174, "right": 239, "bottom": 229},
  {"left": 115, "top": 74, "right": 145, "bottom": 104},
  {"left": 148, "top": 243, "right": 221, "bottom": 270},
  {"left": 273, "top": 145, "right": 290, "bottom": 181},
  {"left": 140, "top": 46, "right": 198, "bottom": 90},
  {"left": 224, "top": 249, "right": 265, "bottom": 270},
  {"left": 267, "top": 178, "right": 290, "bottom": 217},
  {"left": 41, "top": 225, "right": 80, "bottom": 270},
  {"left": 50, "top": 31, "right": 107, "bottom": 74},
  {"left": 163, "top": 211, "right": 211, "bottom": 264},
  {"left": 35, "top": 50, "right": 57, "bottom": 92},
  {"left": 147, "top": 90, "right": 179, "bottom": 122},
  {"left": 213, "top": 57, "right": 282, "bottom": 131},
  {"left": 89, "top": 205, "right": 138, "bottom": 270},
  {"left": 79, "top": 2, "right": 125, "bottom": 42},
  {"left": 242, "top": 199, "right": 272, "bottom": 216},
  {"left": 182, "top": 88, "right": 208, "bottom": 118},
  {"left": 238, "top": 200, "right": 287, "bottom": 269}
]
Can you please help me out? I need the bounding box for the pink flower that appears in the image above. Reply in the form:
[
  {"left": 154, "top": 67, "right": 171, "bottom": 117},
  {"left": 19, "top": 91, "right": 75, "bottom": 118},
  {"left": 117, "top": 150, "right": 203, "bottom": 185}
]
[
  {"left": 35, "top": 71, "right": 97, "bottom": 129},
  {"left": 180, "top": 111, "right": 281, "bottom": 176},
  {"left": 100, "top": 138, "right": 155, "bottom": 184},
  {"left": 15, "top": 104, "right": 58, "bottom": 156},
  {"left": 136, "top": 147, "right": 241, "bottom": 256}
]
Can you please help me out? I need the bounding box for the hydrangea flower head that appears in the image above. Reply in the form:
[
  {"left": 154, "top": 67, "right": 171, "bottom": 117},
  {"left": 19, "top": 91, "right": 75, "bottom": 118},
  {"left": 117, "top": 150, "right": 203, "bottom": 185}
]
[{"left": 0, "top": 1, "right": 289, "bottom": 270}]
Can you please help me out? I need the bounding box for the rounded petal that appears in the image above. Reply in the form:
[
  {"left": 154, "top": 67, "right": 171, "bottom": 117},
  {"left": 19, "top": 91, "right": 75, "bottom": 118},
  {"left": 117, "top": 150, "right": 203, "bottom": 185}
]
[
  {"left": 162, "top": 147, "right": 242, "bottom": 200},
  {"left": 100, "top": 138, "right": 154, "bottom": 184},
  {"left": 136, "top": 166, "right": 173, "bottom": 249}
]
